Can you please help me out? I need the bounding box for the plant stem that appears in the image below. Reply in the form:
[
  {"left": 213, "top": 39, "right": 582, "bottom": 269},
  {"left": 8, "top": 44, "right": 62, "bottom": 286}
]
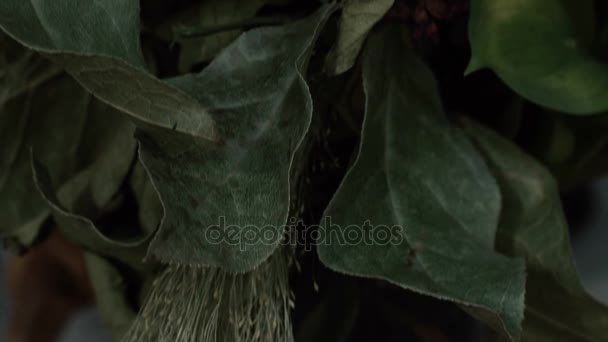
[{"left": 176, "top": 16, "right": 294, "bottom": 39}]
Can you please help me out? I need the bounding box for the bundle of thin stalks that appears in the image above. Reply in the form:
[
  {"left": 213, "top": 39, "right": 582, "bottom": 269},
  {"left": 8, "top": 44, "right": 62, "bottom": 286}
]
[{"left": 122, "top": 248, "right": 294, "bottom": 342}]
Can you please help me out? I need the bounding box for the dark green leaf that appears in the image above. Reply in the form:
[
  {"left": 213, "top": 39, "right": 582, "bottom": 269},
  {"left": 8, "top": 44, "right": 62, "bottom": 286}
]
[
  {"left": 0, "top": 0, "right": 219, "bottom": 140},
  {"left": 324, "top": 0, "right": 394, "bottom": 75},
  {"left": 1, "top": 1, "right": 337, "bottom": 272},
  {"left": 468, "top": 0, "right": 608, "bottom": 114},
  {"left": 32, "top": 158, "right": 150, "bottom": 269},
  {"left": 0, "top": 50, "right": 135, "bottom": 244},
  {"left": 318, "top": 25, "right": 526, "bottom": 341},
  {"left": 174, "top": 0, "right": 285, "bottom": 73},
  {"left": 141, "top": 5, "right": 336, "bottom": 272},
  {"left": 128, "top": 160, "right": 163, "bottom": 236},
  {"left": 464, "top": 119, "right": 608, "bottom": 342}
]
